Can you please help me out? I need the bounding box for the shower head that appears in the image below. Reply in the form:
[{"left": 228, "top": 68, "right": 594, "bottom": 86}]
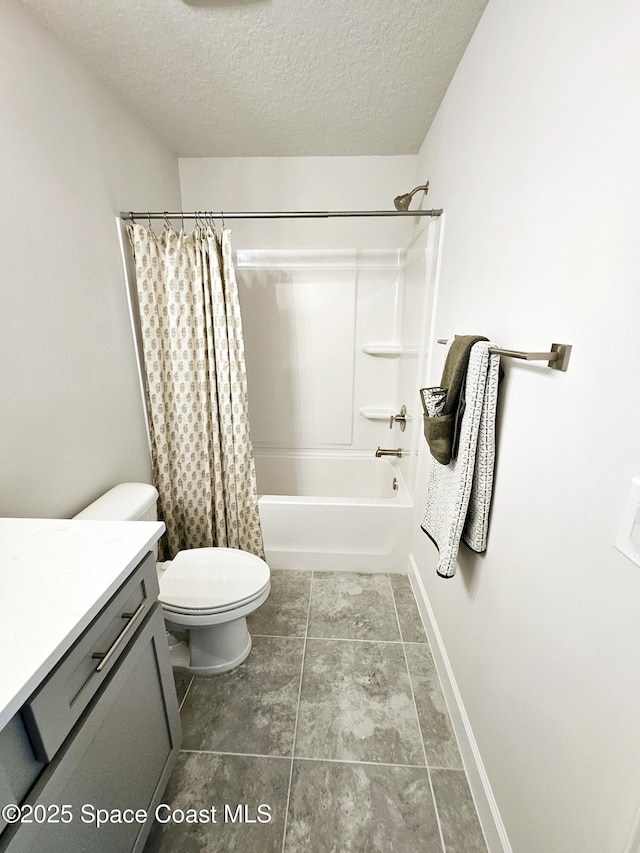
[{"left": 393, "top": 181, "right": 430, "bottom": 211}]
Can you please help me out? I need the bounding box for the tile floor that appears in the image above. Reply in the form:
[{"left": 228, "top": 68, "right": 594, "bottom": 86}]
[{"left": 144, "top": 570, "right": 487, "bottom": 853}]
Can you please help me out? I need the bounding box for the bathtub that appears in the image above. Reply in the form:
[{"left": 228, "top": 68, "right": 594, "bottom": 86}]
[{"left": 255, "top": 454, "right": 413, "bottom": 573}]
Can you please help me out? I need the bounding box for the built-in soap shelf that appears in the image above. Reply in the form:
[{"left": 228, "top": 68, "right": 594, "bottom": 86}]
[
  {"left": 361, "top": 344, "right": 419, "bottom": 357},
  {"left": 359, "top": 407, "right": 413, "bottom": 423}
]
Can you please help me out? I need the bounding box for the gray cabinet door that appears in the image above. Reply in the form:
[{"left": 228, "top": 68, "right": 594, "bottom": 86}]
[{"left": 1, "top": 605, "right": 181, "bottom": 853}]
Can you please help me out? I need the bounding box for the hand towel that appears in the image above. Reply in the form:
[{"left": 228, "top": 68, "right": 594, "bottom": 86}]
[
  {"left": 422, "top": 334, "right": 488, "bottom": 465},
  {"left": 421, "top": 341, "right": 501, "bottom": 578}
]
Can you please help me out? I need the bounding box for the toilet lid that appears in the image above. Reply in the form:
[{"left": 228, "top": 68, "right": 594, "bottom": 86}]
[{"left": 158, "top": 547, "right": 270, "bottom": 612}]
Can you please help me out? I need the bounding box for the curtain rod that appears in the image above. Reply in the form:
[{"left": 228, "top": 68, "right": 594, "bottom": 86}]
[{"left": 121, "top": 209, "right": 443, "bottom": 221}]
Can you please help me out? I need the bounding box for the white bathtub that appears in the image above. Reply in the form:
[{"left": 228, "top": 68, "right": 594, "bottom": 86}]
[{"left": 255, "top": 454, "right": 413, "bottom": 573}]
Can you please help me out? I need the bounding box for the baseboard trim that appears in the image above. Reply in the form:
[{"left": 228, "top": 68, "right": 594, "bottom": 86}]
[{"left": 408, "top": 555, "right": 512, "bottom": 853}]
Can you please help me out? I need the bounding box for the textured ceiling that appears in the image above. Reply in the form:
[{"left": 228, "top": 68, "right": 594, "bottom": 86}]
[{"left": 21, "top": 0, "right": 488, "bottom": 157}]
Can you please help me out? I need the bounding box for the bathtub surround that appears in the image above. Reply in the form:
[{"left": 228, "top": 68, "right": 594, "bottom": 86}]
[
  {"left": 235, "top": 246, "right": 410, "bottom": 454},
  {"left": 230, "top": 243, "right": 428, "bottom": 574},
  {"left": 144, "top": 570, "right": 487, "bottom": 853},
  {"left": 128, "top": 224, "right": 263, "bottom": 560},
  {"left": 235, "top": 250, "right": 358, "bottom": 448},
  {"left": 179, "top": 157, "right": 429, "bottom": 460},
  {"left": 178, "top": 158, "right": 442, "bottom": 506}
]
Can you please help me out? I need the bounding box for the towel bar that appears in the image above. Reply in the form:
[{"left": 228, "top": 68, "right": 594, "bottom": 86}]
[{"left": 436, "top": 339, "right": 572, "bottom": 371}]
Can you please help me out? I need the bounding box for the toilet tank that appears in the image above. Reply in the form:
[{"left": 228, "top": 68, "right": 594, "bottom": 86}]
[{"left": 73, "top": 483, "right": 158, "bottom": 522}]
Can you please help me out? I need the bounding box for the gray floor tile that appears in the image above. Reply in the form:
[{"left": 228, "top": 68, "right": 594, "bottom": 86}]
[
  {"left": 248, "top": 569, "right": 312, "bottom": 637},
  {"left": 295, "top": 639, "right": 424, "bottom": 765},
  {"left": 144, "top": 752, "right": 290, "bottom": 853},
  {"left": 431, "top": 769, "right": 488, "bottom": 853},
  {"left": 307, "top": 572, "right": 401, "bottom": 641},
  {"left": 390, "top": 573, "right": 427, "bottom": 643},
  {"left": 158, "top": 570, "right": 486, "bottom": 853},
  {"left": 284, "top": 759, "right": 443, "bottom": 853},
  {"left": 405, "top": 643, "right": 463, "bottom": 769},
  {"left": 180, "top": 635, "right": 304, "bottom": 756}
]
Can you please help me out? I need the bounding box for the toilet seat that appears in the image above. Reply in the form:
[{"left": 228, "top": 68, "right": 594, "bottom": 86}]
[{"left": 158, "top": 547, "right": 270, "bottom": 615}]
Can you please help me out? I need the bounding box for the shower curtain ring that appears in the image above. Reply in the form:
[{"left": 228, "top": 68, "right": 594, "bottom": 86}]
[
  {"left": 147, "top": 211, "right": 152, "bottom": 228},
  {"left": 163, "top": 211, "right": 171, "bottom": 230},
  {"left": 221, "top": 210, "right": 225, "bottom": 229}
]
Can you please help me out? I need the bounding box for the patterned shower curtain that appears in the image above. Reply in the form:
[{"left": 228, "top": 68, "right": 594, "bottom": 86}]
[{"left": 128, "top": 222, "right": 264, "bottom": 561}]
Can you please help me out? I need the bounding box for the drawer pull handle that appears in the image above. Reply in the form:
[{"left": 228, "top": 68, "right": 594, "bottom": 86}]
[{"left": 91, "top": 602, "right": 146, "bottom": 672}]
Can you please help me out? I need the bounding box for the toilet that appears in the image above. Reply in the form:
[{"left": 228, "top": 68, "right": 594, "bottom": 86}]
[{"left": 74, "top": 482, "right": 270, "bottom": 674}]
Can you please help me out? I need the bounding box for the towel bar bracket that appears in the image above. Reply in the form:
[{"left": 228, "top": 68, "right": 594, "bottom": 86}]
[
  {"left": 496, "top": 343, "right": 572, "bottom": 370},
  {"left": 548, "top": 343, "right": 572, "bottom": 371}
]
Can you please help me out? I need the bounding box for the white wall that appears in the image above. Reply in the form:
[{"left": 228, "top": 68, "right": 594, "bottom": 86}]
[
  {"left": 411, "top": 0, "right": 640, "bottom": 850},
  {"left": 179, "top": 156, "right": 417, "bottom": 250},
  {"left": 180, "top": 157, "right": 421, "bottom": 458},
  {"left": 0, "top": 0, "right": 181, "bottom": 517}
]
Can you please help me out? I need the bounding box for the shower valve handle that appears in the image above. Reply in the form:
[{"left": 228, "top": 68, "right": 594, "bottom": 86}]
[{"left": 389, "top": 405, "right": 407, "bottom": 432}]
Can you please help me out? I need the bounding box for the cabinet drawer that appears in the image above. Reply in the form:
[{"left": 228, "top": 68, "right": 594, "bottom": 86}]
[
  {"left": 0, "top": 605, "right": 181, "bottom": 853},
  {"left": 21, "top": 551, "right": 159, "bottom": 763}
]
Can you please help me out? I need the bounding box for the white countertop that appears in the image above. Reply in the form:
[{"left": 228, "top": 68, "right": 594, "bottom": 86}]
[{"left": 0, "top": 518, "right": 165, "bottom": 731}]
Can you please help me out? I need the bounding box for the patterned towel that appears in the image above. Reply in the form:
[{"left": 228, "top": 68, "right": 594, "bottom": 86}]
[{"left": 421, "top": 341, "right": 501, "bottom": 578}]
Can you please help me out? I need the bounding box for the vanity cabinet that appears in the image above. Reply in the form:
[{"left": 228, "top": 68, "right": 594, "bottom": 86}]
[{"left": 0, "top": 550, "right": 181, "bottom": 853}]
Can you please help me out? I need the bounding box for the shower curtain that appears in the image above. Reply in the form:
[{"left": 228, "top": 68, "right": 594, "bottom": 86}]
[{"left": 128, "top": 222, "right": 264, "bottom": 561}]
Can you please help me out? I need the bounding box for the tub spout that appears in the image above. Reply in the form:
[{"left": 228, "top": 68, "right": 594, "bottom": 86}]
[{"left": 375, "top": 447, "right": 403, "bottom": 458}]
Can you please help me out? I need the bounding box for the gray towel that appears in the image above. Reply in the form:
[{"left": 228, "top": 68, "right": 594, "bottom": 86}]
[
  {"left": 422, "top": 334, "right": 488, "bottom": 465},
  {"left": 421, "top": 341, "right": 501, "bottom": 578}
]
